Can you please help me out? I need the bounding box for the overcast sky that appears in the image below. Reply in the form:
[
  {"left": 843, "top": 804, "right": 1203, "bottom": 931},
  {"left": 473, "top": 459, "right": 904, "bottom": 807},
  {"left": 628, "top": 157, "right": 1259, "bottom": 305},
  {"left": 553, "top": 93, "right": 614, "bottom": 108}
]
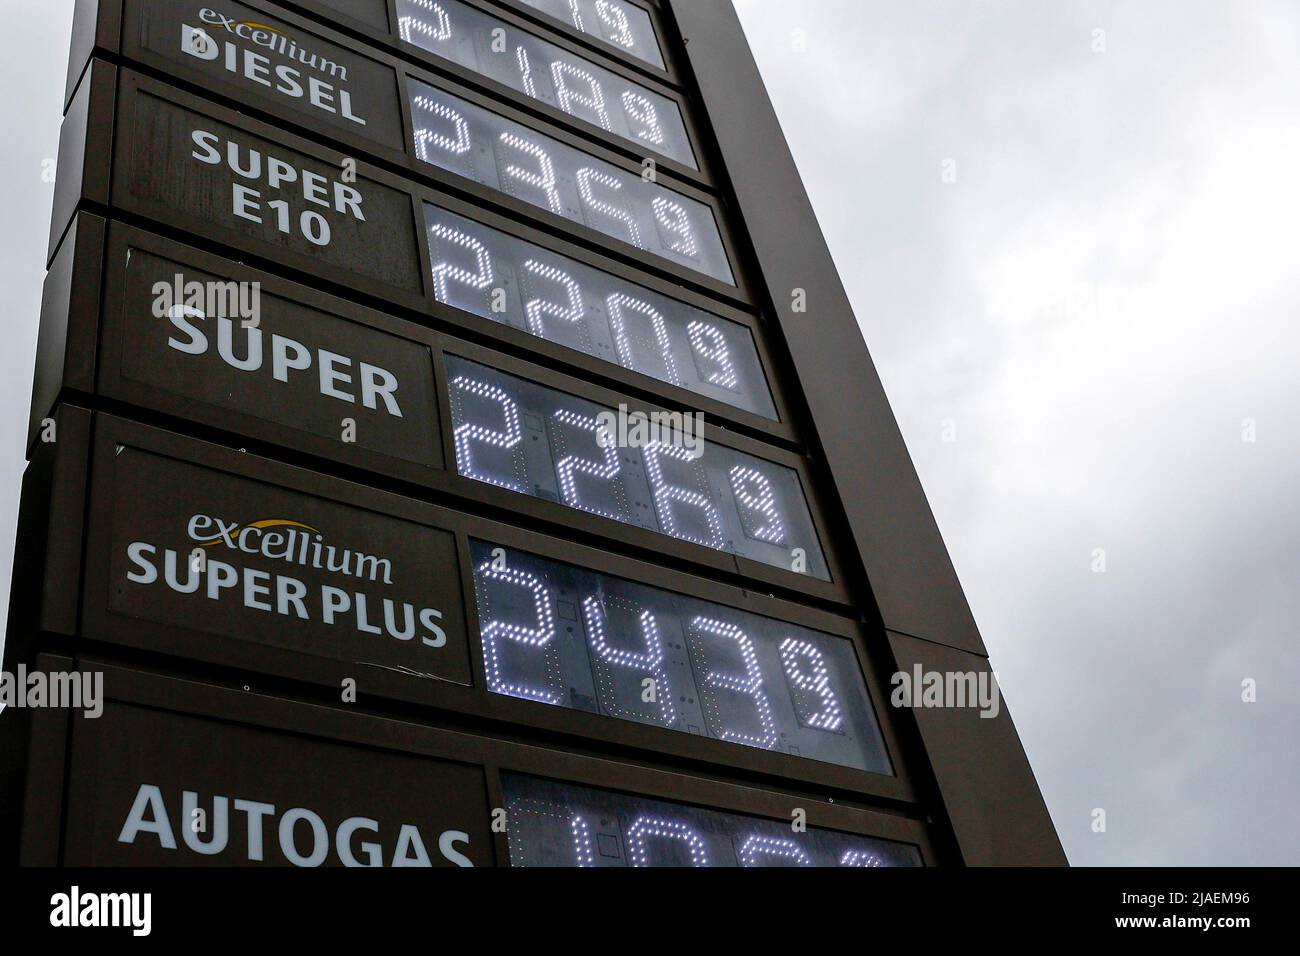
[
  {"left": 1, "top": 0, "right": 1296, "bottom": 866},
  {"left": 733, "top": 0, "right": 1300, "bottom": 865}
]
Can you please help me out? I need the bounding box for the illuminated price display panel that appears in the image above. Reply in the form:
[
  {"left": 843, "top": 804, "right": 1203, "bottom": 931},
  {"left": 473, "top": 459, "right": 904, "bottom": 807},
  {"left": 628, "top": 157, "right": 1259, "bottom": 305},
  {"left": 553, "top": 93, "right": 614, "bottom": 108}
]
[
  {"left": 394, "top": 0, "right": 692, "bottom": 165},
  {"left": 503, "top": 774, "right": 923, "bottom": 867},
  {"left": 445, "top": 355, "right": 829, "bottom": 579},
  {"left": 409, "top": 78, "right": 732, "bottom": 284},
  {"left": 470, "top": 542, "right": 889, "bottom": 773},
  {"left": 424, "top": 202, "right": 775, "bottom": 418},
  {"left": 516, "top": 0, "right": 666, "bottom": 70}
]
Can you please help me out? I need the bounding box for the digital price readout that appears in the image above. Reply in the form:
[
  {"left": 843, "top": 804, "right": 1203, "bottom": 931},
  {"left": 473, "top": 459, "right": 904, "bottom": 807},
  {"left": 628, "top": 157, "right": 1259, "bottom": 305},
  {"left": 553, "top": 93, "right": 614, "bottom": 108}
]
[
  {"left": 503, "top": 774, "right": 923, "bottom": 866},
  {"left": 445, "top": 355, "right": 830, "bottom": 578},
  {"left": 517, "top": 0, "right": 665, "bottom": 70},
  {"left": 395, "top": 0, "right": 692, "bottom": 166},
  {"left": 424, "top": 203, "right": 776, "bottom": 418},
  {"left": 471, "top": 542, "right": 889, "bottom": 773},
  {"left": 408, "top": 78, "right": 734, "bottom": 284},
  {"left": 410, "top": 79, "right": 733, "bottom": 287}
]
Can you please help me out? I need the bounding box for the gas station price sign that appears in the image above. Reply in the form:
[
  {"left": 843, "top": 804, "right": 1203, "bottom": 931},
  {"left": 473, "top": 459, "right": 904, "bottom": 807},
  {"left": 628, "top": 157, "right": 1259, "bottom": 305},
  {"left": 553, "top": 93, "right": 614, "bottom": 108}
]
[{"left": 3, "top": 0, "right": 1077, "bottom": 870}]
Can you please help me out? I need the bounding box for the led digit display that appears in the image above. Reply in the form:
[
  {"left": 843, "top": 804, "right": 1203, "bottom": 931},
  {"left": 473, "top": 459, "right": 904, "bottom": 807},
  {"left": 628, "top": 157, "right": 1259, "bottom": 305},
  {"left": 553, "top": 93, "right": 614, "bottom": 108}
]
[
  {"left": 425, "top": 203, "right": 775, "bottom": 417},
  {"left": 445, "top": 355, "right": 829, "bottom": 578},
  {"left": 503, "top": 774, "right": 923, "bottom": 866},
  {"left": 409, "top": 80, "right": 733, "bottom": 284},
  {"left": 470, "top": 542, "right": 889, "bottom": 773},
  {"left": 395, "top": 0, "right": 691, "bottom": 165},
  {"left": 517, "top": 0, "right": 666, "bottom": 70}
]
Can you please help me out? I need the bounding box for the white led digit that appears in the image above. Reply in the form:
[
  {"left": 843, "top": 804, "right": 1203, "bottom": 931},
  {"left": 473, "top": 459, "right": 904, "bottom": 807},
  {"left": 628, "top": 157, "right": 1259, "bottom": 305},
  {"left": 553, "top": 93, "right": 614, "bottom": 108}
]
[
  {"left": 840, "top": 849, "right": 883, "bottom": 867},
  {"left": 606, "top": 294, "right": 680, "bottom": 385},
  {"left": 687, "top": 321, "right": 738, "bottom": 390},
  {"left": 738, "top": 835, "right": 812, "bottom": 867},
  {"left": 551, "top": 61, "right": 613, "bottom": 132},
  {"left": 476, "top": 560, "right": 560, "bottom": 704},
  {"left": 428, "top": 223, "right": 493, "bottom": 304},
  {"left": 779, "top": 637, "right": 843, "bottom": 731},
  {"left": 620, "top": 91, "right": 665, "bottom": 147},
  {"left": 728, "top": 465, "right": 785, "bottom": 545},
  {"left": 515, "top": 46, "right": 539, "bottom": 99},
  {"left": 642, "top": 442, "right": 724, "bottom": 549},
  {"left": 595, "top": 0, "right": 636, "bottom": 49},
  {"left": 522, "top": 260, "right": 584, "bottom": 340},
  {"left": 412, "top": 96, "right": 471, "bottom": 161},
  {"left": 398, "top": 0, "right": 452, "bottom": 44},
  {"left": 652, "top": 197, "right": 698, "bottom": 258},
  {"left": 626, "top": 817, "right": 708, "bottom": 867},
  {"left": 552, "top": 409, "right": 627, "bottom": 521},
  {"left": 565, "top": 0, "right": 586, "bottom": 31},
  {"left": 576, "top": 168, "right": 642, "bottom": 247},
  {"left": 582, "top": 597, "right": 674, "bottom": 725},
  {"left": 571, "top": 816, "right": 595, "bottom": 866},
  {"left": 690, "top": 617, "right": 777, "bottom": 749},
  {"left": 500, "top": 133, "right": 564, "bottom": 215},
  {"left": 451, "top": 375, "right": 525, "bottom": 492}
]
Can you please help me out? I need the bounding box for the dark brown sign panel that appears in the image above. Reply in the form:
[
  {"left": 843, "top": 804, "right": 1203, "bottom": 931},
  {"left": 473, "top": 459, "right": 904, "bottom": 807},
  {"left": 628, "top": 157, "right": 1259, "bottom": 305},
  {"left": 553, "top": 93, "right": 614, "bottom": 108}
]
[
  {"left": 113, "top": 73, "right": 424, "bottom": 300},
  {"left": 68, "top": 701, "right": 492, "bottom": 866},
  {"left": 34, "top": 214, "right": 447, "bottom": 486},
  {"left": 104, "top": 448, "right": 460, "bottom": 668},
  {"left": 121, "top": 257, "right": 439, "bottom": 466},
  {"left": 78, "top": 414, "right": 473, "bottom": 697},
  {"left": 108, "top": 223, "right": 443, "bottom": 475},
  {"left": 124, "top": 0, "right": 407, "bottom": 150}
]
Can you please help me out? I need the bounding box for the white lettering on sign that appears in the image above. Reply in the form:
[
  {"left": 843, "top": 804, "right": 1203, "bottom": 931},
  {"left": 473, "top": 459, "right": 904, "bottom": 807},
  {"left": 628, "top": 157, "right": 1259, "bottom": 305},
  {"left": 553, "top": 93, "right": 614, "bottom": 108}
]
[
  {"left": 117, "top": 784, "right": 474, "bottom": 866},
  {"left": 164, "top": 301, "right": 403, "bottom": 417},
  {"left": 179, "top": 8, "right": 367, "bottom": 127},
  {"left": 190, "top": 128, "right": 366, "bottom": 246},
  {"left": 122, "top": 511, "right": 449, "bottom": 647}
]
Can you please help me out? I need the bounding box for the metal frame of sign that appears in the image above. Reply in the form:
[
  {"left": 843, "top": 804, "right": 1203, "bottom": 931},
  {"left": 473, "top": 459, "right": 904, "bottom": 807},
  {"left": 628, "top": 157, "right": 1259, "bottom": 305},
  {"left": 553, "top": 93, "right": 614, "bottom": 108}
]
[
  {"left": 18, "top": 654, "right": 940, "bottom": 866},
  {"left": 20, "top": 405, "right": 917, "bottom": 803}
]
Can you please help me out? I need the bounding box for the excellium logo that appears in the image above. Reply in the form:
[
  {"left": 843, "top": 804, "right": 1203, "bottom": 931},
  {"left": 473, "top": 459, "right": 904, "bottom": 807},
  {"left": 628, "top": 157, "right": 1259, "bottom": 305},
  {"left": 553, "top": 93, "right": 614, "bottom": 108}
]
[
  {"left": 186, "top": 8, "right": 350, "bottom": 82},
  {"left": 50, "top": 887, "right": 151, "bottom": 937},
  {"left": 186, "top": 514, "right": 391, "bottom": 583},
  {"left": 180, "top": 8, "right": 368, "bottom": 128}
]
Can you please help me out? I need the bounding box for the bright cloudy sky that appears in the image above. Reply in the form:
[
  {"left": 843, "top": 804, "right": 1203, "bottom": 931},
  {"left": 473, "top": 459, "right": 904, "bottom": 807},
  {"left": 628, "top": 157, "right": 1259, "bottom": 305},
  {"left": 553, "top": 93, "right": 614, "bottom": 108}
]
[
  {"left": 733, "top": 0, "right": 1300, "bottom": 864},
  {"left": 0, "top": 1, "right": 1296, "bottom": 865}
]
